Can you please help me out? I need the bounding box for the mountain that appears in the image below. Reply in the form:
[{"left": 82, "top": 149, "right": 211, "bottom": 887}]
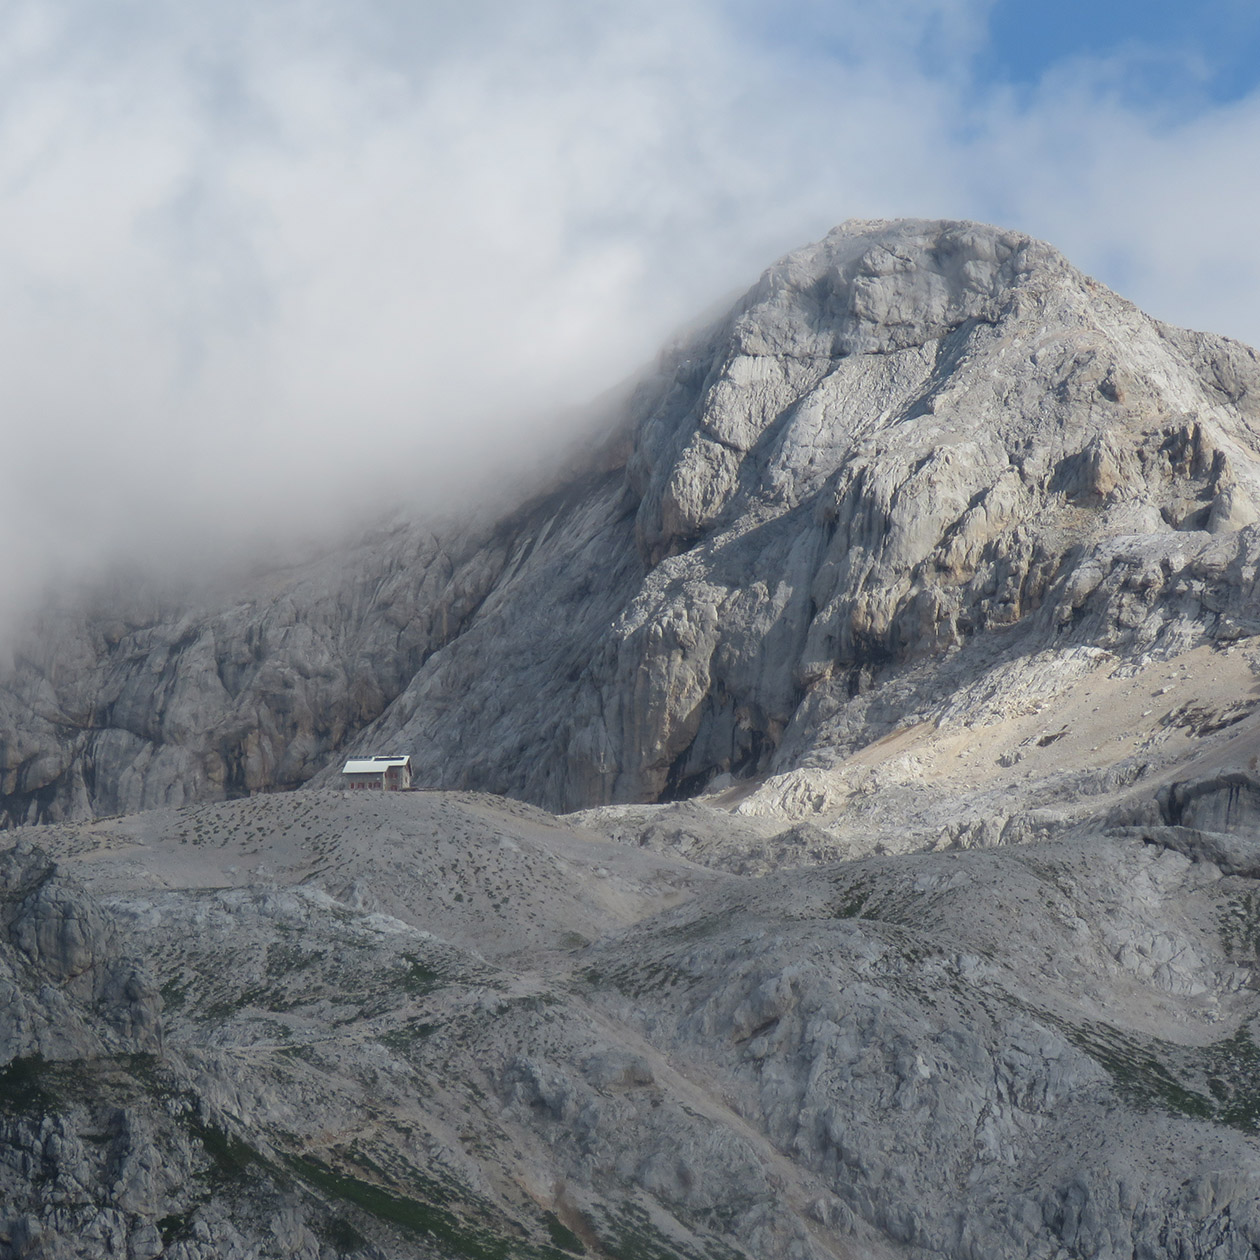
[
  {"left": 3, "top": 218, "right": 1260, "bottom": 836},
  {"left": 5, "top": 219, "right": 1260, "bottom": 1259}
]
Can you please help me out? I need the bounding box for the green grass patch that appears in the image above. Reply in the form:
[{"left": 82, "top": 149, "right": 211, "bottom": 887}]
[
  {"left": 160, "top": 978, "right": 189, "bottom": 1010},
  {"left": 0, "top": 1054, "right": 156, "bottom": 1114},
  {"left": 0, "top": 1055, "right": 55, "bottom": 1113},
  {"left": 1203, "top": 1025, "right": 1260, "bottom": 1129},
  {"left": 830, "top": 893, "right": 871, "bottom": 919},
  {"left": 285, "top": 1152, "right": 582, "bottom": 1260},
  {"left": 1064, "top": 1021, "right": 1215, "bottom": 1120},
  {"left": 188, "top": 1117, "right": 270, "bottom": 1189},
  {"left": 266, "top": 942, "right": 328, "bottom": 977},
  {"left": 829, "top": 874, "right": 878, "bottom": 920},
  {"left": 542, "top": 1210, "right": 585, "bottom": 1254},
  {"left": 1218, "top": 888, "right": 1260, "bottom": 960},
  {"left": 284, "top": 1153, "right": 507, "bottom": 1258},
  {"left": 398, "top": 955, "right": 449, "bottom": 995},
  {"left": 1053, "top": 1015, "right": 1260, "bottom": 1131},
  {"left": 157, "top": 1208, "right": 196, "bottom": 1246},
  {"left": 379, "top": 1022, "right": 441, "bottom": 1052},
  {"left": 594, "top": 1200, "right": 742, "bottom": 1260}
]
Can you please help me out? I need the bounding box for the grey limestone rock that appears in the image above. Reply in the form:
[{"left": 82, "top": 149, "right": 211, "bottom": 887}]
[
  {"left": 0, "top": 837, "right": 402, "bottom": 1260},
  {"left": 0, "top": 845, "right": 161, "bottom": 1063},
  {"left": 0, "top": 523, "right": 514, "bottom": 825},
  {"left": 1113, "top": 771, "right": 1260, "bottom": 877},
  {"left": 7, "top": 219, "right": 1260, "bottom": 823},
  {"left": 4, "top": 791, "right": 1260, "bottom": 1258},
  {"left": 4, "top": 217, "right": 1260, "bottom": 1260},
  {"left": 347, "top": 218, "right": 1260, "bottom": 811},
  {"left": 1161, "top": 768, "right": 1260, "bottom": 835}
]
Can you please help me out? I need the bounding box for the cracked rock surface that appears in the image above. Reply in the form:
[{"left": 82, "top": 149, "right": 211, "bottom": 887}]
[
  {"left": 6, "top": 218, "right": 1260, "bottom": 825},
  {"left": 3, "top": 786, "right": 1260, "bottom": 1258}
]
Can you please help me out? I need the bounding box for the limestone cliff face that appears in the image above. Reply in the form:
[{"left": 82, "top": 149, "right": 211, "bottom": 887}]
[
  {"left": 0, "top": 526, "right": 514, "bottom": 824},
  {"left": 350, "top": 218, "right": 1260, "bottom": 807},
  {"left": 5, "top": 218, "right": 1260, "bottom": 823},
  {"left": 0, "top": 844, "right": 161, "bottom": 1064}
]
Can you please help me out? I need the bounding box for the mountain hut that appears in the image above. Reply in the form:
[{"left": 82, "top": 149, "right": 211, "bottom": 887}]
[{"left": 340, "top": 755, "right": 413, "bottom": 791}]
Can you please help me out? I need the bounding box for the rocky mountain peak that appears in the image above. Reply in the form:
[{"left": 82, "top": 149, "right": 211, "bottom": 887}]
[
  {"left": 628, "top": 216, "right": 1260, "bottom": 569},
  {"left": 736, "top": 217, "right": 1056, "bottom": 357},
  {"left": 4, "top": 219, "right": 1260, "bottom": 825}
]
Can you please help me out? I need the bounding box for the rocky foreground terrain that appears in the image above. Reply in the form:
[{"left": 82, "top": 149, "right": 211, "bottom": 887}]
[
  {"left": 5, "top": 766, "right": 1260, "bottom": 1260},
  {"left": 5, "top": 218, "right": 1260, "bottom": 1257}
]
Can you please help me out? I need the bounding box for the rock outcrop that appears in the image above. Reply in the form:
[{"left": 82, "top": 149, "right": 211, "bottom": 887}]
[
  {"left": 0, "top": 844, "right": 161, "bottom": 1064},
  {"left": 6, "top": 214, "right": 1260, "bottom": 1255},
  {"left": 5, "top": 218, "right": 1260, "bottom": 824},
  {"left": 3, "top": 789, "right": 1260, "bottom": 1258}
]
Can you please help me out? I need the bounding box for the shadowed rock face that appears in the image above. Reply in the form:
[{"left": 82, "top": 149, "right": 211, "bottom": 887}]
[
  {"left": 0, "top": 843, "right": 161, "bottom": 1064},
  {"left": 1163, "top": 771, "right": 1260, "bottom": 836},
  {"left": 5, "top": 217, "right": 1260, "bottom": 824}
]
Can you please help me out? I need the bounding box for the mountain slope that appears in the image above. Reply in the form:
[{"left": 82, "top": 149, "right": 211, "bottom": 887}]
[
  {"left": 4, "top": 217, "right": 1260, "bottom": 837},
  {"left": 5, "top": 785, "right": 1260, "bottom": 1259}
]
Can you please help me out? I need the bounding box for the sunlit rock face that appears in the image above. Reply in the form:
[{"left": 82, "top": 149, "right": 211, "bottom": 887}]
[{"left": 5, "top": 217, "right": 1260, "bottom": 824}]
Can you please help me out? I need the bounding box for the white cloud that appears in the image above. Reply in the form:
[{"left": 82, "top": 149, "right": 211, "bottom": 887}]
[
  {"left": 1, "top": 0, "right": 1259, "bottom": 632},
  {"left": 970, "top": 78, "right": 1260, "bottom": 342}
]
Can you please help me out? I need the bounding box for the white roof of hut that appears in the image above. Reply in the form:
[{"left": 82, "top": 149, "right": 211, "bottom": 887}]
[{"left": 341, "top": 755, "right": 412, "bottom": 774}]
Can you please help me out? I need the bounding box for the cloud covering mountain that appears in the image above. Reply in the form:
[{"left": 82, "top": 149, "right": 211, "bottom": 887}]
[{"left": 6, "top": 0, "right": 1260, "bottom": 629}]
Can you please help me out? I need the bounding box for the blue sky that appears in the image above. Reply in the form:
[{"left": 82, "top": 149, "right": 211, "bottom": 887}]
[
  {"left": 982, "top": 0, "right": 1260, "bottom": 105},
  {"left": 3, "top": 0, "right": 1260, "bottom": 607}
]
